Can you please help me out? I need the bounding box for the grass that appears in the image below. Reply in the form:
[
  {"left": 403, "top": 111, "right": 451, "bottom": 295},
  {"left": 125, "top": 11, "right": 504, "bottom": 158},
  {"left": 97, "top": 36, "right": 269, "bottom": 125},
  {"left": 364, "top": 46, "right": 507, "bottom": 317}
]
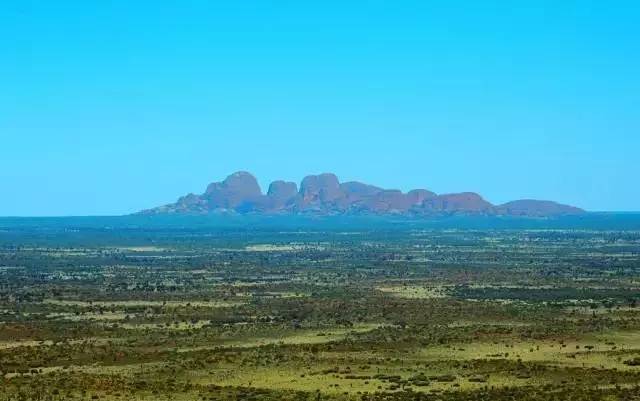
[
  {"left": 42, "top": 299, "right": 244, "bottom": 308},
  {"left": 177, "top": 323, "right": 384, "bottom": 352},
  {"left": 376, "top": 285, "right": 448, "bottom": 299}
]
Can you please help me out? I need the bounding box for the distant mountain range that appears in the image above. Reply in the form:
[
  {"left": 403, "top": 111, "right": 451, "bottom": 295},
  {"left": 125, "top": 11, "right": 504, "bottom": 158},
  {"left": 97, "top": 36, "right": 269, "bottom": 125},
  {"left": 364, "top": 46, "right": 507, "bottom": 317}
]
[{"left": 139, "top": 171, "right": 585, "bottom": 217}]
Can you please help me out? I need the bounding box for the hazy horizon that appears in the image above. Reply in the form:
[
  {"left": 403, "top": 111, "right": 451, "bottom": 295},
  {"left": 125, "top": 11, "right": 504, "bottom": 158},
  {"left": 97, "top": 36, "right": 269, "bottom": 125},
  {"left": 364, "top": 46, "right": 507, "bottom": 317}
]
[{"left": 2, "top": 1, "right": 639, "bottom": 216}]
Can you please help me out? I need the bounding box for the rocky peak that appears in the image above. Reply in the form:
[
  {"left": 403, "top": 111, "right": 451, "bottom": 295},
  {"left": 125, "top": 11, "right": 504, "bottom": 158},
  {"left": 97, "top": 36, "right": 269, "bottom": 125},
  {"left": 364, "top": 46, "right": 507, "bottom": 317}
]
[
  {"left": 139, "top": 171, "right": 585, "bottom": 217},
  {"left": 300, "top": 173, "right": 342, "bottom": 203},
  {"left": 204, "top": 171, "right": 262, "bottom": 209},
  {"left": 340, "top": 181, "right": 383, "bottom": 198},
  {"left": 497, "top": 200, "right": 584, "bottom": 217},
  {"left": 407, "top": 189, "right": 436, "bottom": 204},
  {"left": 422, "top": 192, "right": 493, "bottom": 213},
  {"left": 267, "top": 180, "right": 298, "bottom": 200}
]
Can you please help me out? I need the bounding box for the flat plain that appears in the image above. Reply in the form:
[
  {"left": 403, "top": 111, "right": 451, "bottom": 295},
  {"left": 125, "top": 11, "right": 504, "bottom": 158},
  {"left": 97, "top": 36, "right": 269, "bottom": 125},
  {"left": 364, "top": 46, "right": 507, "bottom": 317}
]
[{"left": 1, "top": 216, "right": 639, "bottom": 400}]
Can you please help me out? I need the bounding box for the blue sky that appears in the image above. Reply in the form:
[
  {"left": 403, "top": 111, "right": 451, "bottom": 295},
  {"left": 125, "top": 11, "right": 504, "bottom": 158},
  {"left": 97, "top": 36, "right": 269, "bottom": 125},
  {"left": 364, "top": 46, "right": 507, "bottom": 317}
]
[{"left": 1, "top": 1, "right": 638, "bottom": 216}]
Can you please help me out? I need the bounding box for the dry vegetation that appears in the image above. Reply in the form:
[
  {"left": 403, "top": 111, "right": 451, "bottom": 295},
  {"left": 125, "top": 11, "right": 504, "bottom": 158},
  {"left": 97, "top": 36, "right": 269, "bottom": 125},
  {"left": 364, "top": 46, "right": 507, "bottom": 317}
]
[{"left": 1, "top": 219, "right": 639, "bottom": 400}]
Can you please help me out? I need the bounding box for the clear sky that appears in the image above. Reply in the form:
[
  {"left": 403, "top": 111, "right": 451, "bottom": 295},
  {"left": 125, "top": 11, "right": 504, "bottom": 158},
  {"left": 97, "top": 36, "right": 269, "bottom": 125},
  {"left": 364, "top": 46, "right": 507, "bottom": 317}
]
[{"left": 1, "top": 1, "right": 639, "bottom": 216}]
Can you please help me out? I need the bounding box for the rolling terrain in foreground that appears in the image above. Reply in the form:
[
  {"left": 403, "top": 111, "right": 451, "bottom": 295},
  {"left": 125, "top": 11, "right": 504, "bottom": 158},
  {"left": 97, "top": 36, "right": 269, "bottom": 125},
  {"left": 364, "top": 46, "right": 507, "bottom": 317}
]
[
  {"left": 140, "top": 171, "right": 584, "bottom": 217},
  {"left": 0, "top": 215, "right": 639, "bottom": 401}
]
